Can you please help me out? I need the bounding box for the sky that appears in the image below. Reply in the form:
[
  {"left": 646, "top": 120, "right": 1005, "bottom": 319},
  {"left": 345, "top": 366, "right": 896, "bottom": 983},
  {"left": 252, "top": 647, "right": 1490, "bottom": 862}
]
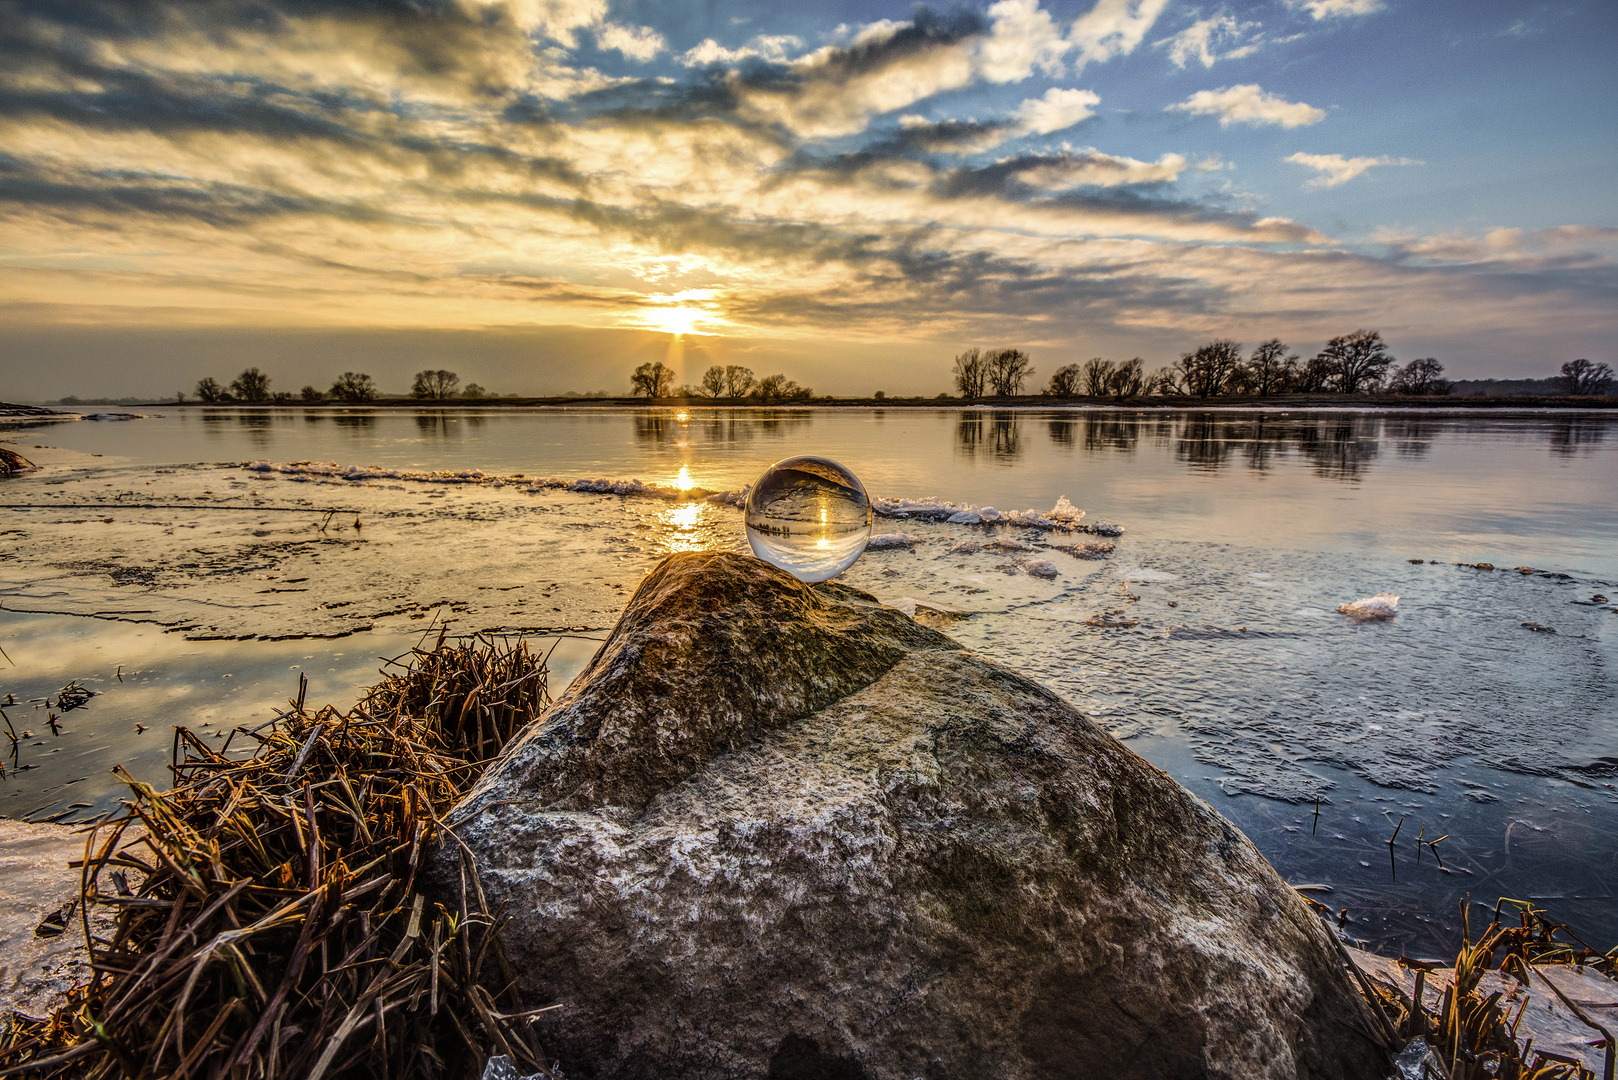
[{"left": 1, "top": 0, "right": 1614, "bottom": 399}]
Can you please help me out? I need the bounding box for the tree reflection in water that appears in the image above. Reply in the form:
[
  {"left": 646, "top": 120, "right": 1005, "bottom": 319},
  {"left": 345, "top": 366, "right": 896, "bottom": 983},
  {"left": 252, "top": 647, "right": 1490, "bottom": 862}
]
[
  {"left": 1547, "top": 415, "right": 1608, "bottom": 456},
  {"left": 1083, "top": 415, "right": 1140, "bottom": 453},
  {"left": 331, "top": 412, "right": 376, "bottom": 431},
  {"left": 202, "top": 409, "right": 277, "bottom": 449},
  {"left": 415, "top": 412, "right": 460, "bottom": 438},
  {"left": 956, "top": 411, "right": 1022, "bottom": 462},
  {"left": 1171, "top": 412, "right": 1382, "bottom": 479},
  {"left": 634, "top": 409, "right": 810, "bottom": 447},
  {"left": 1383, "top": 416, "right": 1435, "bottom": 459}
]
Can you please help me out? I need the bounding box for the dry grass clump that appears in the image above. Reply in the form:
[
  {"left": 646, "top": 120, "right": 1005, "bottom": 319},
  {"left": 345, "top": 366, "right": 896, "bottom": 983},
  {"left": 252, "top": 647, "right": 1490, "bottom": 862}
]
[
  {"left": 0, "top": 632, "right": 557, "bottom": 1080},
  {"left": 1358, "top": 900, "right": 1616, "bottom": 1080}
]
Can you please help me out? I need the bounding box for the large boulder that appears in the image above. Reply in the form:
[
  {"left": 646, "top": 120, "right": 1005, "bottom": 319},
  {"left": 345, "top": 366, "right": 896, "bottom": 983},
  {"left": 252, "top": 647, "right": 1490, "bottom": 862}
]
[{"left": 443, "top": 552, "right": 1389, "bottom": 1080}]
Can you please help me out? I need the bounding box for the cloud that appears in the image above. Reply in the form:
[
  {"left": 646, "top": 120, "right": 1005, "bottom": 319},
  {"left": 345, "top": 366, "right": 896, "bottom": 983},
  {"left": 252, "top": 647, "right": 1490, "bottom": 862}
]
[
  {"left": 1070, "top": 0, "right": 1174, "bottom": 69},
  {"left": 0, "top": 0, "right": 1609, "bottom": 390},
  {"left": 975, "top": 0, "right": 1071, "bottom": 81},
  {"left": 1285, "top": 152, "right": 1420, "bottom": 187},
  {"left": 1013, "top": 88, "right": 1102, "bottom": 134},
  {"left": 1009, "top": 150, "right": 1188, "bottom": 188},
  {"left": 1167, "top": 85, "right": 1326, "bottom": 127},
  {"left": 1155, "top": 14, "right": 1266, "bottom": 68},
  {"left": 594, "top": 23, "right": 666, "bottom": 62},
  {"left": 680, "top": 35, "right": 805, "bottom": 67},
  {"left": 1287, "top": 0, "right": 1385, "bottom": 20}
]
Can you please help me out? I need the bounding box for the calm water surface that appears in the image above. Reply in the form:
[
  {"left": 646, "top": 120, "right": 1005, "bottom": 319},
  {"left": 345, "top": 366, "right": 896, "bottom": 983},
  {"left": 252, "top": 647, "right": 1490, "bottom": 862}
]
[{"left": 2, "top": 406, "right": 1614, "bottom": 956}]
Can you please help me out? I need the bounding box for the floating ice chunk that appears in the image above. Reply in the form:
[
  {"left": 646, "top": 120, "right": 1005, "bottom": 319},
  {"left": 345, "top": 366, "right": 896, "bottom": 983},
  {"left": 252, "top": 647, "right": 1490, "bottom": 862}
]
[
  {"left": 1337, "top": 593, "right": 1399, "bottom": 621},
  {"left": 1048, "top": 496, "right": 1085, "bottom": 525},
  {"left": 872, "top": 494, "right": 1115, "bottom": 533},
  {"left": 1018, "top": 558, "right": 1059, "bottom": 579},
  {"left": 867, "top": 533, "right": 924, "bottom": 550}
]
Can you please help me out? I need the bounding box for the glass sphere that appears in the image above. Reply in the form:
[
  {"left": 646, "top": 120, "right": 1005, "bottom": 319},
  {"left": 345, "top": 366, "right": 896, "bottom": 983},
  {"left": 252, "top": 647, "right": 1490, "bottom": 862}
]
[{"left": 745, "top": 456, "right": 872, "bottom": 582}]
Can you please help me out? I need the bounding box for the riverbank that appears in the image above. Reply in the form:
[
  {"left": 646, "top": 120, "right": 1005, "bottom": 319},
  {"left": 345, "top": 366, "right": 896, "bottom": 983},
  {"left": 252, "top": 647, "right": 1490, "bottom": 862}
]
[
  {"left": 14, "top": 393, "right": 1618, "bottom": 413},
  {"left": 3, "top": 615, "right": 1611, "bottom": 1079}
]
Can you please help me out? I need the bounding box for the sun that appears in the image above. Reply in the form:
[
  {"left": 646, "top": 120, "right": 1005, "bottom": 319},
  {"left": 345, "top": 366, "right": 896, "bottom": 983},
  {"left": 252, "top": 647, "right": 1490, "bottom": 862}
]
[{"left": 643, "top": 306, "right": 703, "bottom": 337}]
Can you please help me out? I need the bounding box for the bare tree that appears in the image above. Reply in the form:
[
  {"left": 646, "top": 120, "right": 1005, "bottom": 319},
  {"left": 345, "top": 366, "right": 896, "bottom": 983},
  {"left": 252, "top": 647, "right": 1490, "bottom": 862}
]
[
  {"left": 1046, "top": 364, "right": 1081, "bottom": 397},
  {"left": 1559, "top": 358, "right": 1615, "bottom": 396},
  {"left": 630, "top": 361, "right": 675, "bottom": 397},
  {"left": 195, "top": 377, "right": 229, "bottom": 403},
  {"left": 698, "top": 366, "right": 726, "bottom": 398},
  {"left": 462, "top": 383, "right": 488, "bottom": 399},
  {"left": 230, "top": 368, "right": 271, "bottom": 403},
  {"left": 986, "top": 348, "right": 1034, "bottom": 396},
  {"left": 1294, "top": 355, "right": 1336, "bottom": 393},
  {"left": 1146, "top": 367, "right": 1182, "bottom": 396},
  {"left": 751, "top": 374, "right": 812, "bottom": 403},
  {"left": 1107, "top": 358, "right": 1146, "bottom": 401},
  {"left": 1387, "top": 358, "right": 1450, "bottom": 396},
  {"left": 1245, "top": 339, "right": 1297, "bottom": 397},
  {"left": 1081, "top": 358, "right": 1114, "bottom": 397},
  {"left": 1316, "top": 330, "right": 1394, "bottom": 393},
  {"left": 952, "top": 348, "right": 987, "bottom": 398},
  {"left": 722, "top": 365, "right": 756, "bottom": 399},
  {"left": 300, "top": 385, "right": 324, "bottom": 402},
  {"left": 1176, "top": 340, "right": 1243, "bottom": 398},
  {"left": 411, "top": 369, "right": 460, "bottom": 400},
  {"left": 329, "top": 372, "right": 377, "bottom": 403}
]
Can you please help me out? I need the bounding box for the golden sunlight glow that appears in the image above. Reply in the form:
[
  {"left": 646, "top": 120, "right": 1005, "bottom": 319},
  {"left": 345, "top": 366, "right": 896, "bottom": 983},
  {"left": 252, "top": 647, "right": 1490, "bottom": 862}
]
[
  {"left": 676, "top": 465, "right": 693, "bottom": 491},
  {"left": 670, "top": 503, "right": 700, "bottom": 529},
  {"left": 644, "top": 306, "right": 703, "bottom": 337},
  {"left": 675, "top": 411, "right": 689, "bottom": 422}
]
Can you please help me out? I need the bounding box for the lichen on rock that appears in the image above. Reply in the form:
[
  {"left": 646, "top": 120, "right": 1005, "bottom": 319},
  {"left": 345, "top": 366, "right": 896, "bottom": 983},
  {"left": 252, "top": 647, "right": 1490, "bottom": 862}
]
[{"left": 442, "top": 551, "right": 1390, "bottom": 1080}]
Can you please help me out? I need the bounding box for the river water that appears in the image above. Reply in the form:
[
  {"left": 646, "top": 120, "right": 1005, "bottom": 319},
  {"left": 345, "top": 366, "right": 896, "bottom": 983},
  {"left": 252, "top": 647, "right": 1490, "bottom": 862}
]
[{"left": 2, "top": 405, "right": 1614, "bottom": 957}]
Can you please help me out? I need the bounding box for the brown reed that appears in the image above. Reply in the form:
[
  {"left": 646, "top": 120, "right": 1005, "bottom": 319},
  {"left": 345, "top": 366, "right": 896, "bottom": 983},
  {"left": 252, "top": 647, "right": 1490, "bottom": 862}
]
[
  {"left": 0, "top": 631, "right": 556, "bottom": 1080},
  {"left": 1355, "top": 899, "right": 1616, "bottom": 1080}
]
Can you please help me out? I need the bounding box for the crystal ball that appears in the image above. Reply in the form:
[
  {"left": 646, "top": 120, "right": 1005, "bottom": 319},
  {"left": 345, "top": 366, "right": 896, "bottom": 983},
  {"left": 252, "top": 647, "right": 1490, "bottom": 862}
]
[{"left": 745, "top": 456, "right": 872, "bottom": 582}]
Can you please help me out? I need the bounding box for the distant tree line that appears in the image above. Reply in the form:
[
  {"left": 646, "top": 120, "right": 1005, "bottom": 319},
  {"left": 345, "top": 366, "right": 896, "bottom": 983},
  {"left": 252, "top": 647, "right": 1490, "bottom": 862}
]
[
  {"left": 190, "top": 369, "right": 493, "bottom": 404},
  {"left": 950, "top": 333, "right": 1613, "bottom": 402},
  {"left": 630, "top": 363, "right": 815, "bottom": 403}
]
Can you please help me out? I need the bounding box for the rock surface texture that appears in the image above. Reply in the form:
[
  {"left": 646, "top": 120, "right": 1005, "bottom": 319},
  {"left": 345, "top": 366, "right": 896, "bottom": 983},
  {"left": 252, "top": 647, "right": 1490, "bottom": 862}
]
[{"left": 443, "top": 552, "right": 1389, "bottom": 1080}]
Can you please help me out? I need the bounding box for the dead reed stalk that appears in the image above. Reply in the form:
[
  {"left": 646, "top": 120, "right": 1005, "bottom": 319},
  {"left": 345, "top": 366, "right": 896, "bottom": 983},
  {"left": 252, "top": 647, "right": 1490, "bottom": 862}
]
[
  {"left": 0, "top": 631, "right": 555, "bottom": 1080},
  {"left": 1356, "top": 899, "right": 1615, "bottom": 1080}
]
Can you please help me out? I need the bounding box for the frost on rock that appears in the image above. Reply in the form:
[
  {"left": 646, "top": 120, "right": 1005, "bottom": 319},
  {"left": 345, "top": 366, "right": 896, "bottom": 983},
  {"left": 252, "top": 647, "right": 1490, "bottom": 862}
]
[
  {"left": 1338, "top": 594, "right": 1400, "bottom": 621},
  {"left": 867, "top": 534, "right": 924, "bottom": 550}
]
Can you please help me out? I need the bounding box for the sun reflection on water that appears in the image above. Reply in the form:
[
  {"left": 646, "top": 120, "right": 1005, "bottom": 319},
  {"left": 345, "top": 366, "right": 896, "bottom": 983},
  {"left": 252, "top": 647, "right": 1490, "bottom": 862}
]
[{"left": 676, "top": 465, "right": 693, "bottom": 491}]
